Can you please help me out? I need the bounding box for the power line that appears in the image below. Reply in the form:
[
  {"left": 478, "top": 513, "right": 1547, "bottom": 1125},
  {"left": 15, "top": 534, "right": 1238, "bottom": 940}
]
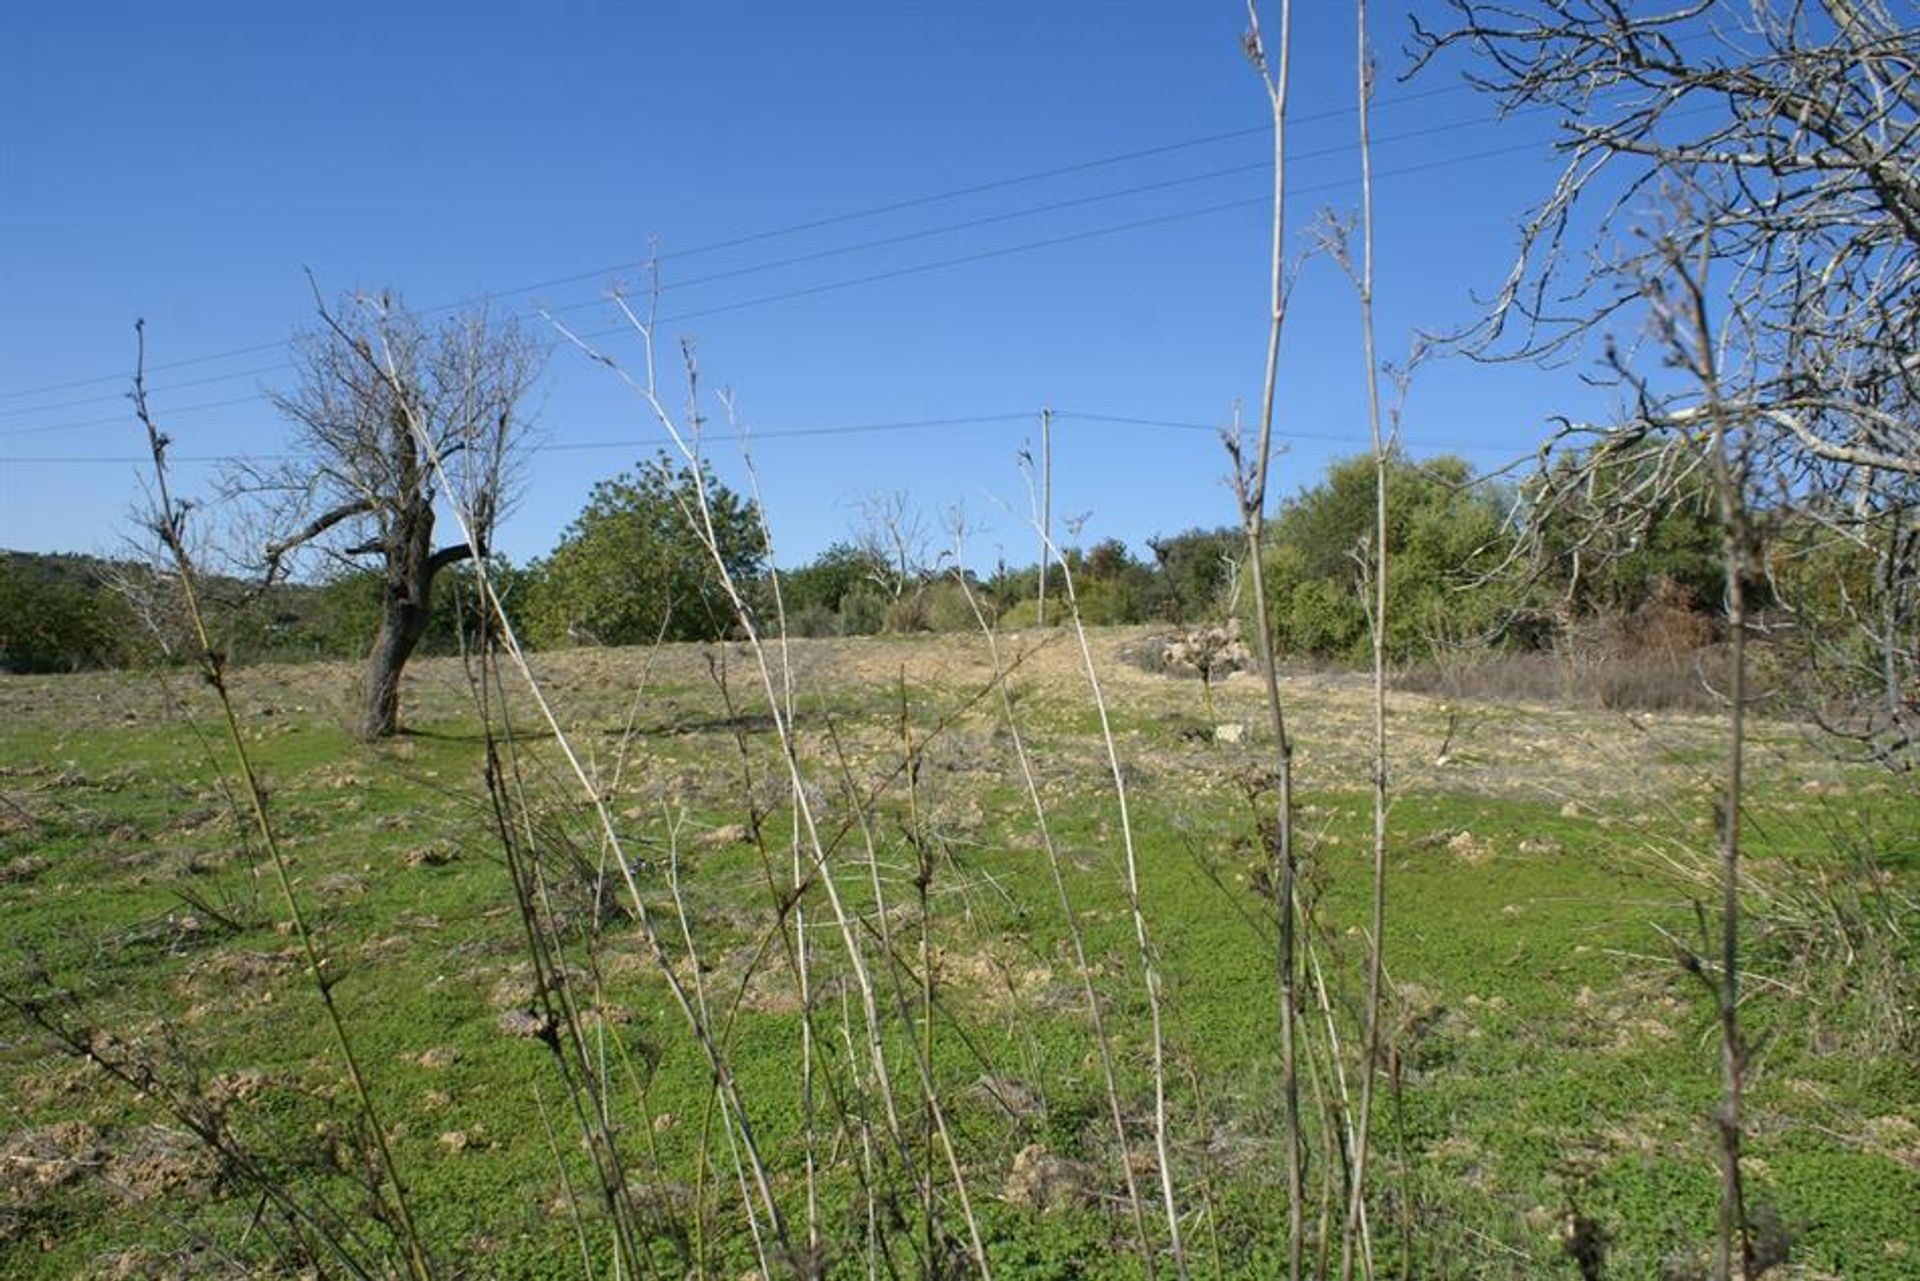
[
  {"left": 0, "top": 361, "right": 292, "bottom": 422},
  {"left": 0, "top": 404, "right": 1529, "bottom": 468},
  {"left": 1, "top": 104, "right": 1547, "bottom": 429},
  {"left": 0, "top": 78, "right": 1487, "bottom": 406},
  {"left": 1056, "top": 411, "right": 1525, "bottom": 455},
  {"left": 3, "top": 128, "right": 1562, "bottom": 441},
  {"left": 564, "top": 135, "right": 1554, "bottom": 334}
]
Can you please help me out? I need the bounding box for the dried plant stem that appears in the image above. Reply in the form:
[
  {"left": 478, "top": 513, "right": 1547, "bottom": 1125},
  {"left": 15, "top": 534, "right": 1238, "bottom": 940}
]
[
  {"left": 1673, "top": 233, "right": 1754, "bottom": 1281},
  {"left": 956, "top": 571, "right": 1157, "bottom": 1271},
  {"left": 825, "top": 722, "right": 989, "bottom": 1276},
  {"left": 532, "top": 1077, "right": 596, "bottom": 1278},
  {"left": 1239, "top": 3, "right": 1304, "bottom": 1275},
  {"left": 329, "top": 295, "right": 793, "bottom": 1264},
  {"left": 555, "top": 308, "right": 922, "bottom": 1246},
  {"left": 1342, "top": 0, "right": 1388, "bottom": 1275},
  {"left": 129, "top": 323, "right": 433, "bottom": 1281},
  {"left": 1053, "top": 549, "right": 1188, "bottom": 1278},
  {"left": 562, "top": 297, "right": 1010, "bottom": 1271},
  {"left": 462, "top": 629, "right": 657, "bottom": 1277}
]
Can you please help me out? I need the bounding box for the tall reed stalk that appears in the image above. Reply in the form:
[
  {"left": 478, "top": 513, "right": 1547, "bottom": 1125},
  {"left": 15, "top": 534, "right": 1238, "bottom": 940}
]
[
  {"left": 1342, "top": 0, "right": 1389, "bottom": 1274},
  {"left": 1237, "top": 4, "right": 1305, "bottom": 1276}
]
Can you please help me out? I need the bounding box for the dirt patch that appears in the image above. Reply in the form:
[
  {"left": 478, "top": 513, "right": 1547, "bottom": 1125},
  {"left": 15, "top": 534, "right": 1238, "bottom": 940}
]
[
  {"left": 0, "top": 854, "right": 50, "bottom": 883},
  {"left": 0, "top": 1122, "right": 216, "bottom": 1229}
]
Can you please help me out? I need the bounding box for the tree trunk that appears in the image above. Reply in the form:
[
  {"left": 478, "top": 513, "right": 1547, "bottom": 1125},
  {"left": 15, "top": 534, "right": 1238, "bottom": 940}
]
[
  {"left": 358, "top": 503, "right": 438, "bottom": 741},
  {"left": 359, "top": 589, "right": 432, "bottom": 740}
]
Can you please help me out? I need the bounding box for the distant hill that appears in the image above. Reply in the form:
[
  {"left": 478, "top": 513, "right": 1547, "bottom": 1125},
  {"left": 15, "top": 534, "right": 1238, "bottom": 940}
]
[{"left": 0, "top": 549, "right": 135, "bottom": 591}]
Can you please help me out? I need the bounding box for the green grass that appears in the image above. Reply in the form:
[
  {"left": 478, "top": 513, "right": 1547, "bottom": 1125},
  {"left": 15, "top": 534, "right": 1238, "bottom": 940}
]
[{"left": 1, "top": 634, "right": 1914, "bottom": 1278}]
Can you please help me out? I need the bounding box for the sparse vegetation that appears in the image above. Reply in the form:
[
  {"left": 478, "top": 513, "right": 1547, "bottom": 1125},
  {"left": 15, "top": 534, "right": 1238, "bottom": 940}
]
[
  {"left": 2, "top": 634, "right": 1913, "bottom": 1277},
  {"left": 5, "top": 4, "right": 1917, "bottom": 1278}
]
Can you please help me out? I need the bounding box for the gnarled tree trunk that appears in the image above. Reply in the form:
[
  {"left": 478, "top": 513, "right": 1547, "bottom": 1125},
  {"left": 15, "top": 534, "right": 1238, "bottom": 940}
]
[{"left": 357, "top": 496, "right": 473, "bottom": 741}]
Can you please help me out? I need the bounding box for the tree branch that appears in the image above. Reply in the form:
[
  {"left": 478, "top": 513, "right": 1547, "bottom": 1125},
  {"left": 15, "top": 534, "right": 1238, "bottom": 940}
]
[
  {"left": 263, "top": 498, "right": 375, "bottom": 565},
  {"left": 427, "top": 540, "right": 481, "bottom": 575}
]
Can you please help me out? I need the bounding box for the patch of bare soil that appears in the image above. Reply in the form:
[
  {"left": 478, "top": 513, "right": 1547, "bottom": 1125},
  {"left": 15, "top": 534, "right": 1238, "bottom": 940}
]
[{"left": 0, "top": 1122, "right": 216, "bottom": 1243}]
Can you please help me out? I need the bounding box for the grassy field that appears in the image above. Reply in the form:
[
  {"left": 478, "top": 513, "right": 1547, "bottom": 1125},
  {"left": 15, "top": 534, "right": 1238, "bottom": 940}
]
[{"left": 1, "top": 627, "right": 1914, "bottom": 1279}]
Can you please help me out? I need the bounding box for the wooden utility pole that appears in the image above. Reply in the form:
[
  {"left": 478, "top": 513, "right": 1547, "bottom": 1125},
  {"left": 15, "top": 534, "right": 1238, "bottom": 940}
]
[{"left": 1038, "top": 405, "right": 1052, "bottom": 624}]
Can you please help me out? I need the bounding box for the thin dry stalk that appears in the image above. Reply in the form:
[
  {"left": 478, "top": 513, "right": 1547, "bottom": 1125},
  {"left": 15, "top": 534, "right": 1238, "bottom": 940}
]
[
  {"left": 555, "top": 294, "right": 912, "bottom": 1170},
  {"left": 1050, "top": 542, "right": 1188, "bottom": 1278},
  {"left": 329, "top": 291, "right": 794, "bottom": 1265},
  {"left": 1670, "top": 227, "right": 1756, "bottom": 1281},
  {"left": 1342, "top": 1, "right": 1388, "bottom": 1275},
  {"left": 953, "top": 565, "right": 1157, "bottom": 1271},
  {"left": 734, "top": 435, "right": 826, "bottom": 1265},
  {"left": 1237, "top": 3, "right": 1305, "bottom": 1275},
  {"left": 554, "top": 291, "right": 1002, "bottom": 1272},
  {"left": 128, "top": 323, "right": 433, "bottom": 1281},
  {"left": 667, "top": 807, "right": 778, "bottom": 1274},
  {"left": 1304, "top": 931, "right": 1361, "bottom": 1235},
  {"left": 454, "top": 613, "right": 662, "bottom": 1278},
  {"left": 532, "top": 1077, "right": 596, "bottom": 1278},
  {"left": 822, "top": 721, "right": 988, "bottom": 1276}
]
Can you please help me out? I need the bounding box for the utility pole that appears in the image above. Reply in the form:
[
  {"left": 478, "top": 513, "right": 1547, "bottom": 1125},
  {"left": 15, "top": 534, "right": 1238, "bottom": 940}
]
[{"left": 1038, "top": 405, "right": 1052, "bottom": 624}]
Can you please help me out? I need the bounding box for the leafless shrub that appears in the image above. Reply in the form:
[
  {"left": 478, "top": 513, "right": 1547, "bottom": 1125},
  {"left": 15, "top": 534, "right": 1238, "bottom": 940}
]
[{"left": 1413, "top": 0, "right": 1920, "bottom": 771}]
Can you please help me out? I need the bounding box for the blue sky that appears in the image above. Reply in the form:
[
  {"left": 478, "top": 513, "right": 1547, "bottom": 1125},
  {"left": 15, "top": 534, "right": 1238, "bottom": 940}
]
[{"left": 0, "top": 2, "right": 1619, "bottom": 575}]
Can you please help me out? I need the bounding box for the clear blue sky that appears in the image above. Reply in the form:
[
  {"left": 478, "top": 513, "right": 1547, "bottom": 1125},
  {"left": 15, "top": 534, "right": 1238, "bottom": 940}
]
[{"left": 0, "top": 2, "right": 1612, "bottom": 575}]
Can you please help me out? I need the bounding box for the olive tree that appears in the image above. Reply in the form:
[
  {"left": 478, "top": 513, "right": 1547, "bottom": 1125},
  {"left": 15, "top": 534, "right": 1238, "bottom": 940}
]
[{"left": 251, "top": 294, "right": 542, "bottom": 739}]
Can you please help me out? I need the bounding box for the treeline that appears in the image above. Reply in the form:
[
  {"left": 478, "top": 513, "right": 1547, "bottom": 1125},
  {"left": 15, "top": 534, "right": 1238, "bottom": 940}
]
[
  {"left": 0, "top": 447, "right": 1782, "bottom": 675},
  {"left": 0, "top": 551, "right": 489, "bottom": 673}
]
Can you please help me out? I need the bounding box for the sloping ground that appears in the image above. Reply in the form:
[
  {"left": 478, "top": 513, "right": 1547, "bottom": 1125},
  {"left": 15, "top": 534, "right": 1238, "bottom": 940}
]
[{"left": 1, "top": 628, "right": 1913, "bottom": 1277}]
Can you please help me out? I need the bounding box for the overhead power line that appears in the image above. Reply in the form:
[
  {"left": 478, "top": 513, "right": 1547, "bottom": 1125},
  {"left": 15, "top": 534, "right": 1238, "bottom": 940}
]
[
  {"left": 1, "top": 103, "right": 1549, "bottom": 428},
  {"left": 0, "top": 77, "right": 1488, "bottom": 407},
  {"left": 0, "top": 405, "right": 1527, "bottom": 468},
  {"left": 2, "top": 130, "right": 1562, "bottom": 441}
]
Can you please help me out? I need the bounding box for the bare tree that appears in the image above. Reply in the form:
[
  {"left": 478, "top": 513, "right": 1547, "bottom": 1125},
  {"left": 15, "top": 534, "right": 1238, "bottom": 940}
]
[
  {"left": 250, "top": 292, "right": 542, "bottom": 740},
  {"left": 852, "top": 489, "right": 930, "bottom": 614},
  {"left": 1412, "top": 0, "right": 1920, "bottom": 757}
]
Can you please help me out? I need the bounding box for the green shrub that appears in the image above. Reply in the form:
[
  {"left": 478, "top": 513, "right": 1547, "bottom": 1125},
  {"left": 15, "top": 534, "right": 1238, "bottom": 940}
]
[
  {"left": 524, "top": 453, "right": 764, "bottom": 648},
  {"left": 837, "top": 587, "right": 887, "bottom": 637},
  {"left": 1248, "top": 452, "right": 1512, "bottom": 662}
]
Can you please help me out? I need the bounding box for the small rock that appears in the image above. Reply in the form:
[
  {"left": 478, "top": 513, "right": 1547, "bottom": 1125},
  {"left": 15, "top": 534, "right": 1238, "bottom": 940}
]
[
  {"left": 404, "top": 841, "right": 457, "bottom": 868},
  {"left": 1446, "top": 830, "right": 1491, "bottom": 864},
  {"left": 496, "top": 1009, "right": 548, "bottom": 1039},
  {"left": 1004, "top": 1143, "right": 1095, "bottom": 1213}
]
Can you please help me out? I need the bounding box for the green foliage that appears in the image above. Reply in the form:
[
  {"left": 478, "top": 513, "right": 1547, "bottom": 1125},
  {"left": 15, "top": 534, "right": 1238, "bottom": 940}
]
[
  {"left": 524, "top": 453, "right": 766, "bottom": 647},
  {"left": 1253, "top": 453, "right": 1511, "bottom": 661},
  {"left": 778, "top": 541, "right": 887, "bottom": 619},
  {"left": 924, "top": 578, "right": 989, "bottom": 632},
  {"left": 309, "top": 559, "right": 531, "bottom": 659},
  {"left": 0, "top": 557, "right": 140, "bottom": 673},
  {"left": 836, "top": 585, "right": 888, "bottom": 636},
  {"left": 776, "top": 542, "right": 897, "bottom": 636},
  {"left": 1140, "top": 526, "right": 1240, "bottom": 622},
  {"left": 1527, "top": 450, "right": 1725, "bottom": 617}
]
